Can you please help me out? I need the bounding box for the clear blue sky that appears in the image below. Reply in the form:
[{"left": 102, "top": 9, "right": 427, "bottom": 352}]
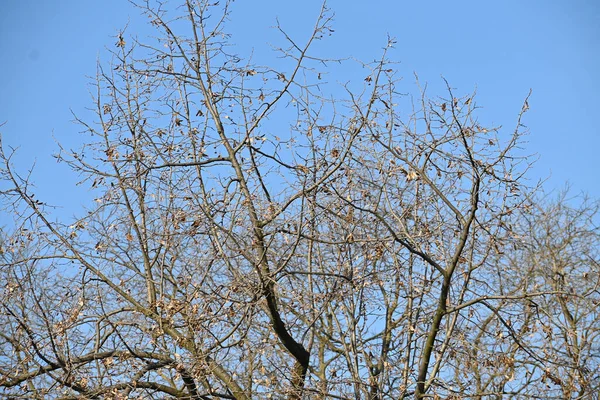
[{"left": 1, "top": 0, "right": 598, "bottom": 221}]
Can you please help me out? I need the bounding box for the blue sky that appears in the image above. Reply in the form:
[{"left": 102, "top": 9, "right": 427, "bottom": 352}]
[{"left": 1, "top": 0, "right": 598, "bottom": 221}]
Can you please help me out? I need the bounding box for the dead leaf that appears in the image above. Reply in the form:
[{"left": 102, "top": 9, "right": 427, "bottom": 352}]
[
  {"left": 406, "top": 170, "right": 418, "bottom": 181},
  {"left": 105, "top": 147, "right": 116, "bottom": 160},
  {"left": 296, "top": 165, "right": 309, "bottom": 174}
]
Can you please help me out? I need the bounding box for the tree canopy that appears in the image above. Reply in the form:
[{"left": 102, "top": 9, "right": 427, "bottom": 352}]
[{"left": 1, "top": 1, "right": 598, "bottom": 399}]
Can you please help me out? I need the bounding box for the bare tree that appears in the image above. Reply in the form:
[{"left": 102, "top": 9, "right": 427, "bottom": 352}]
[
  {"left": 500, "top": 192, "right": 600, "bottom": 399},
  {"left": 1, "top": 1, "right": 598, "bottom": 399}
]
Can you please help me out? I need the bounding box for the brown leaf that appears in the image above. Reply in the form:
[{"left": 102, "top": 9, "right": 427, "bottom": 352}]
[
  {"left": 105, "top": 147, "right": 116, "bottom": 160},
  {"left": 406, "top": 170, "right": 418, "bottom": 181},
  {"left": 296, "top": 165, "right": 309, "bottom": 174}
]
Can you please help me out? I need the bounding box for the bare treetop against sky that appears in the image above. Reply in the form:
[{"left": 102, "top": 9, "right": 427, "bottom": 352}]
[
  {"left": 0, "top": 0, "right": 599, "bottom": 211},
  {"left": 1, "top": 1, "right": 599, "bottom": 399}
]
